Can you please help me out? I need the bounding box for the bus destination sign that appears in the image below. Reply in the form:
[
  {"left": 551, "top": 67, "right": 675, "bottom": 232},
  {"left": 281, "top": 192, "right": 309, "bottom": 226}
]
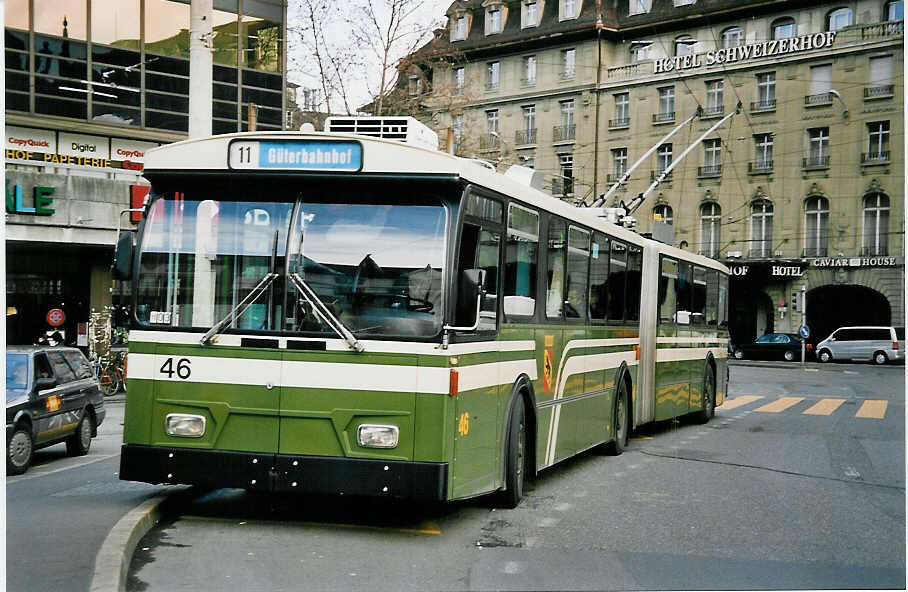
[{"left": 229, "top": 140, "right": 362, "bottom": 171}]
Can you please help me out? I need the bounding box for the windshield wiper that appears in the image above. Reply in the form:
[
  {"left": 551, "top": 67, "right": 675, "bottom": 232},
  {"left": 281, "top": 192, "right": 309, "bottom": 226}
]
[
  {"left": 200, "top": 272, "right": 278, "bottom": 345},
  {"left": 288, "top": 272, "right": 364, "bottom": 353}
]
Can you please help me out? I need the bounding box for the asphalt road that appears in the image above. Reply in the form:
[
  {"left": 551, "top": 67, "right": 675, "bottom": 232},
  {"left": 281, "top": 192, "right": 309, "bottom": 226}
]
[
  {"left": 5, "top": 399, "right": 169, "bottom": 592},
  {"left": 125, "top": 361, "right": 906, "bottom": 591}
]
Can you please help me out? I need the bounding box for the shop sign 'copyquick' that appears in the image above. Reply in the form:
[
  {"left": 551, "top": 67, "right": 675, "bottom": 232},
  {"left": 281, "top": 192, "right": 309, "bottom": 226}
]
[{"left": 229, "top": 140, "right": 363, "bottom": 171}]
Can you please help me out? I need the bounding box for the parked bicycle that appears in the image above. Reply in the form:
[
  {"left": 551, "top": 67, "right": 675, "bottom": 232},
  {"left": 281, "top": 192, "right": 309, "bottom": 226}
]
[{"left": 95, "top": 349, "right": 127, "bottom": 396}]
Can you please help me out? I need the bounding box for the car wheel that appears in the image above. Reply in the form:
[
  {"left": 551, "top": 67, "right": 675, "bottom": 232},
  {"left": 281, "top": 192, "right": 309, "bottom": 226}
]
[
  {"left": 818, "top": 349, "right": 832, "bottom": 363},
  {"left": 733, "top": 348, "right": 744, "bottom": 360},
  {"left": 873, "top": 351, "right": 888, "bottom": 365},
  {"left": 498, "top": 398, "right": 527, "bottom": 509},
  {"left": 66, "top": 411, "right": 94, "bottom": 456},
  {"left": 784, "top": 350, "right": 795, "bottom": 361},
  {"left": 7, "top": 426, "right": 33, "bottom": 475},
  {"left": 692, "top": 367, "right": 716, "bottom": 424}
]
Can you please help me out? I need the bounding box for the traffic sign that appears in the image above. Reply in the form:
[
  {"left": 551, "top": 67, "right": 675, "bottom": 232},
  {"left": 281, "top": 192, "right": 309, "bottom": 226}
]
[
  {"left": 799, "top": 325, "right": 810, "bottom": 339},
  {"left": 46, "top": 308, "right": 65, "bottom": 327}
]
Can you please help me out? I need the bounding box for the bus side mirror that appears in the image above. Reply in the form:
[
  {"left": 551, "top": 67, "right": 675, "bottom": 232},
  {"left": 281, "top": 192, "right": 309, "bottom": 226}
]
[
  {"left": 448, "top": 268, "right": 486, "bottom": 332},
  {"left": 112, "top": 230, "right": 136, "bottom": 280}
]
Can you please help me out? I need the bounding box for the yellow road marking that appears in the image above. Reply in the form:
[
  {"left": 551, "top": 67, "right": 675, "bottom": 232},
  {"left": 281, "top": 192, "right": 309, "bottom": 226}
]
[
  {"left": 630, "top": 436, "right": 653, "bottom": 441},
  {"left": 754, "top": 397, "right": 804, "bottom": 413},
  {"left": 856, "top": 400, "right": 888, "bottom": 419},
  {"left": 721, "top": 395, "right": 764, "bottom": 410},
  {"left": 803, "top": 398, "right": 846, "bottom": 415}
]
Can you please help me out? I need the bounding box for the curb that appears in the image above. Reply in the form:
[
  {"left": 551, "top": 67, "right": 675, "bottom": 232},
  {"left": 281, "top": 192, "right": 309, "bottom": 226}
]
[{"left": 90, "top": 486, "right": 192, "bottom": 592}]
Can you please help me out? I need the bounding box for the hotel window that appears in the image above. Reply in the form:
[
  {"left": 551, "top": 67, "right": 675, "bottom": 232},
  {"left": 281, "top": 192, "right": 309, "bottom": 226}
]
[
  {"left": 629, "top": 0, "right": 651, "bottom": 15},
  {"left": 408, "top": 75, "right": 420, "bottom": 96},
  {"left": 700, "top": 203, "right": 721, "bottom": 258},
  {"left": 523, "top": 0, "right": 539, "bottom": 27},
  {"left": 867, "top": 55, "right": 894, "bottom": 98},
  {"left": 486, "top": 109, "right": 500, "bottom": 148},
  {"left": 720, "top": 26, "right": 743, "bottom": 48},
  {"left": 867, "top": 121, "right": 890, "bottom": 160},
  {"left": 452, "top": 15, "right": 467, "bottom": 40},
  {"left": 754, "top": 133, "right": 773, "bottom": 170},
  {"left": 862, "top": 193, "right": 890, "bottom": 255},
  {"left": 656, "top": 143, "right": 673, "bottom": 174},
  {"left": 561, "top": 0, "right": 578, "bottom": 20},
  {"left": 614, "top": 92, "right": 629, "bottom": 126},
  {"left": 486, "top": 6, "right": 502, "bottom": 35},
  {"left": 756, "top": 72, "right": 776, "bottom": 109},
  {"left": 826, "top": 7, "right": 853, "bottom": 31},
  {"left": 561, "top": 48, "right": 576, "bottom": 79},
  {"left": 653, "top": 204, "right": 673, "bottom": 225},
  {"left": 486, "top": 61, "right": 500, "bottom": 90},
  {"left": 612, "top": 148, "right": 628, "bottom": 179},
  {"left": 703, "top": 139, "right": 721, "bottom": 175},
  {"left": 750, "top": 200, "right": 774, "bottom": 258},
  {"left": 674, "top": 35, "right": 696, "bottom": 57},
  {"left": 657, "top": 86, "right": 675, "bottom": 121},
  {"left": 557, "top": 153, "right": 574, "bottom": 195},
  {"left": 453, "top": 67, "right": 465, "bottom": 95},
  {"left": 807, "top": 127, "right": 830, "bottom": 167},
  {"left": 705, "top": 80, "right": 723, "bottom": 116},
  {"left": 809, "top": 64, "right": 833, "bottom": 103},
  {"left": 557, "top": 99, "right": 575, "bottom": 141},
  {"left": 453, "top": 114, "right": 464, "bottom": 149},
  {"left": 885, "top": 0, "right": 903, "bottom": 19},
  {"left": 630, "top": 42, "right": 651, "bottom": 62},
  {"left": 771, "top": 17, "right": 796, "bottom": 40},
  {"left": 523, "top": 55, "right": 537, "bottom": 85},
  {"left": 520, "top": 105, "right": 536, "bottom": 144},
  {"left": 804, "top": 196, "right": 829, "bottom": 257}
]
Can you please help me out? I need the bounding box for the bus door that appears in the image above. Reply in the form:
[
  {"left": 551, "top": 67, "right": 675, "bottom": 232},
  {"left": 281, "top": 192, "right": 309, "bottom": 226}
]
[
  {"left": 655, "top": 257, "right": 689, "bottom": 420},
  {"left": 451, "top": 193, "right": 503, "bottom": 499}
]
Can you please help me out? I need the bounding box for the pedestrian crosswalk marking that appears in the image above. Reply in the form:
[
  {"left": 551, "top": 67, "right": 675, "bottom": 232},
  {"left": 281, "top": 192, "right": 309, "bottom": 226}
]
[
  {"left": 720, "top": 395, "right": 763, "bottom": 410},
  {"left": 856, "top": 400, "right": 888, "bottom": 419},
  {"left": 754, "top": 397, "right": 804, "bottom": 413},
  {"left": 803, "top": 398, "right": 845, "bottom": 415}
]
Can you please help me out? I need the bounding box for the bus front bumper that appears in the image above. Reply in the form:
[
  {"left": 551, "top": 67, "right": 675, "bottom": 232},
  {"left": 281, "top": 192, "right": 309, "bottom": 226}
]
[{"left": 119, "top": 444, "right": 448, "bottom": 501}]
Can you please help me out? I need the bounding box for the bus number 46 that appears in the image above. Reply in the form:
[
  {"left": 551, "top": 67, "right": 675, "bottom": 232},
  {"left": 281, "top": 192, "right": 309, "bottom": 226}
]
[{"left": 160, "top": 358, "right": 192, "bottom": 379}]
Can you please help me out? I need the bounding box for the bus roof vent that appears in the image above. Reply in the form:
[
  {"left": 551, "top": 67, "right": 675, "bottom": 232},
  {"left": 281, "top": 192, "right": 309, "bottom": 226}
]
[{"left": 324, "top": 116, "right": 439, "bottom": 151}]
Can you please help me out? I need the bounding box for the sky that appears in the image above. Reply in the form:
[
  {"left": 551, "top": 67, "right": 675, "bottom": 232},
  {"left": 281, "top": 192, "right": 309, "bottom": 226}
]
[{"left": 287, "top": 0, "right": 452, "bottom": 114}]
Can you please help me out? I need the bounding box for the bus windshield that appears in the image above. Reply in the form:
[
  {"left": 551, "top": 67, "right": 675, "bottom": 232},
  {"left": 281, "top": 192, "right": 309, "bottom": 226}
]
[{"left": 136, "top": 191, "right": 447, "bottom": 339}]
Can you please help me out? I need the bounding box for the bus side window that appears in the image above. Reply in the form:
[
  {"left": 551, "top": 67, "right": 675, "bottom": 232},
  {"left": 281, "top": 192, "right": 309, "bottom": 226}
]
[
  {"left": 588, "top": 232, "right": 609, "bottom": 322},
  {"left": 625, "top": 245, "right": 642, "bottom": 322},
  {"left": 706, "top": 270, "right": 719, "bottom": 326},
  {"left": 607, "top": 240, "right": 627, "bottom": 322},
  {"left": 546, "top": 219, "right": 566, "bottom": 319},
  {"left": 503, "top": 205, "right": 539, "bottom": 320},
  {"left": 565, "top": 226, "right": 590, "bottom": 320},
  {"left": 691, "top": 266, "right": 707, "bottom": 325},
  {"left": 718, "top": 273, "right": 729, "bottom": 328},
  {"left": 457, "top": 194, "right": 503, "bottom": 331},
  {"left": 676, "top": 261, "right": 692, "bottom": 326},
  {"left": 659, "top": 257, "right": 678, "bottom": 324}
]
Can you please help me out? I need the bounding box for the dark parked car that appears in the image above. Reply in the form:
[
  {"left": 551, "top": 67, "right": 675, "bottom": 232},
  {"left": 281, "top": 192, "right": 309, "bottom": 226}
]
[
  {"left": 731, "top": 333, "right": 813, "bottom": 362},
  {"left": 6, "top": 346, "right": 106, "bottom": 475}
]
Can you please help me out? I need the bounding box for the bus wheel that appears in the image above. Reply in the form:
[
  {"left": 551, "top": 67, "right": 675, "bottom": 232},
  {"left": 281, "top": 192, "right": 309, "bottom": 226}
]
[
  {"left": 692, "top": 368, "right": 716, "bottom": 424},
  {"left": 605, "top": 380, "right": 629, "bottom": 456},
  {"left": 499, "top": 398, "right": 527, "bottom": 509}
]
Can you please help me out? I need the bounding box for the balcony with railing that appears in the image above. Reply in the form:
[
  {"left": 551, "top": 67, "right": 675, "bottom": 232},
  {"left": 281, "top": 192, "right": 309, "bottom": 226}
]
[
  {"left": 650, "top": 169, "right": 673, "bottom": 181},
  {"left": 861, "top": 151, "right": 890, "bottom": 164},
  {"left": 551, "top": 177, "right": 574, "bottom": 196},
  {"left": 697, "top": 164, "right": 722, "bottom": 178},
  {"left": 702, "top": 106, "right": 724, "bottom": 119},
  {"left": 609, "top": 117, "right": 630, "bottom": 129},
  {"left": 864, "top": 84, "right": 895, "bottom": 99},
  {"left": 485, "top": 80, "right": 499, "bottom": 91},
  {"left": 802, "top": 155, "right": 830, "bottom": 169},
  {"left": 515, "top": 128, "right": 537, "bottom": 145},
  {"left": 748, "top": 160, "right": 773, "bottom": 173},
  {"left": 553, "top": 125, "right": 575, "bottom": 142},
  {"left": 750, "top": 99, "right": 776, "bottom": 113},
  {"left": 606, "top": 172, "right": 628, "bottom": 184},
  {"left": 652, "top": 111, "right": 675, "bottom": 124},
  {"left": 802, "top": 247, "right": 828, "bottom": 257},
  {"left": 862, "top": 245, "right": 889, "bottom": 256},
  {"left": 805, "top": 92, "right": 834, "bottom": 106},
  {"left": 479, "top": 134, "right": 501, "bottom": 151}
]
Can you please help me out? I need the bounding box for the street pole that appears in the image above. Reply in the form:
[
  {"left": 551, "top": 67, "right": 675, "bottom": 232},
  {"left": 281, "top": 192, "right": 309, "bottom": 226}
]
[
  {"left": 189, "top": 0, "right": 213, "bottom": 139},
  {"left": 801, "top": 283, "right": 808, "bottom": 364}
]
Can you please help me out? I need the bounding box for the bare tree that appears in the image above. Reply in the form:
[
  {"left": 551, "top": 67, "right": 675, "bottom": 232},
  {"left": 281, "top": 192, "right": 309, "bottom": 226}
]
[
  {"left": 289, "top": 0, "right": 362, "bottom": 115},
  {"left": 348, "top": 0, "right": 439, "bottom": 115}
]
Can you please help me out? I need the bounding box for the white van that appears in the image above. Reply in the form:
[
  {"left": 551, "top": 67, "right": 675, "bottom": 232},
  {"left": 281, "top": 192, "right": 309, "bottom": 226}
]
[{"left": 815, "top": 326, "right": 905, "bottom": 365}]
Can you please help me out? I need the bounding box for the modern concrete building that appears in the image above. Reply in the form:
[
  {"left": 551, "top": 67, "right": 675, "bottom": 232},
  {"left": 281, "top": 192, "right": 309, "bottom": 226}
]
[
  {"left": 5, "top": 0, "right": 287, "bottom": 346},
  {"left": 406, "top": 0, "right": 904, "bottom": 344}
]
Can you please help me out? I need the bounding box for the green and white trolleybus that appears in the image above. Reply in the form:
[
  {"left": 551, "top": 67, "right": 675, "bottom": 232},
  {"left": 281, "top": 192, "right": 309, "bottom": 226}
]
[{"left": 117, "top": 120, "right": 730, "bottom": 506}]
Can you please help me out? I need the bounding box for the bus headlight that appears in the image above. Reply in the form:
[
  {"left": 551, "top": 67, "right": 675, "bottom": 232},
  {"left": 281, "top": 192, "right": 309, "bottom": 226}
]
[
  {"left": 165, "top": 414, "right": 206, "bottom": 438},
  {"left": 357, "top": 424, "right": 399, "bottom": 449}
]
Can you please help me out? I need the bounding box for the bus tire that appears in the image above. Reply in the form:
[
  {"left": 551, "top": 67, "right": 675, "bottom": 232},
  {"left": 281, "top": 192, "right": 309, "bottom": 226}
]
[
  {"left": 498, "top": 398, "right": 527, "bottom": 509},
  {"left": 692, "top": 367, "right": 716, "bottom": 424},
  {"left": 604, "top": 380, "right": 629, "bottom": 456}
]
